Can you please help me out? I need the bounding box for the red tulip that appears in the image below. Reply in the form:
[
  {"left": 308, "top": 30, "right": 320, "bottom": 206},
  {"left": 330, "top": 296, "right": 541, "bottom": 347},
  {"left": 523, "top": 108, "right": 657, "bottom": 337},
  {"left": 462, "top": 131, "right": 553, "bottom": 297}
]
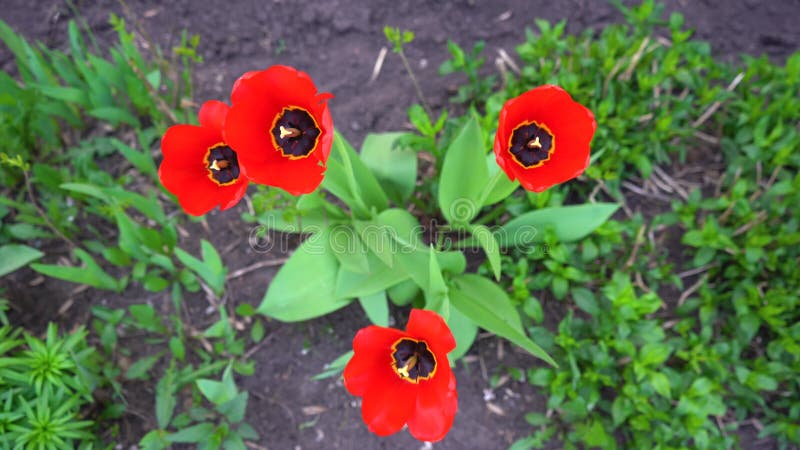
[
  {"left": 159, "top": 100, "right": 248, "bottom": 216},
  {"left": 344, "top": 309, "right": 458, "bottom": 442},
  {"left": 493, "top": 85, "right": 596, "bottom": 192},
  {"left": 224, "top": 66, "right": 334, "bottom": 196}
]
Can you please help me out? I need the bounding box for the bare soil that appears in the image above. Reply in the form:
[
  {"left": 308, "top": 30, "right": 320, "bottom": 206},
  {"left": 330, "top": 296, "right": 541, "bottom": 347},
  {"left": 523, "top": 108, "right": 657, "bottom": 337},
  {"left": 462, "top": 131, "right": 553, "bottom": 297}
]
[{"left": 2, "top": 1, "right": 799, "bottom": 449}]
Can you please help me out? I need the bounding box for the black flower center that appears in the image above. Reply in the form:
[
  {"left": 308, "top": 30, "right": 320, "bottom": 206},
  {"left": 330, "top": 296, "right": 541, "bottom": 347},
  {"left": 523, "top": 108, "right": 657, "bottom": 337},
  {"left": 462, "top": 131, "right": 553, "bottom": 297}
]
[
  {"left": 391, "top": 338, "right": 436, "bottom": 384},
  {"left": 270, "top": 107, "right": 321, "bottom": 159},
  {"left": 206, "top": 144, "right": 240, "bottom": 186},
  {"left": 508, "top": 121, "right": 555, "bottom": 168}
]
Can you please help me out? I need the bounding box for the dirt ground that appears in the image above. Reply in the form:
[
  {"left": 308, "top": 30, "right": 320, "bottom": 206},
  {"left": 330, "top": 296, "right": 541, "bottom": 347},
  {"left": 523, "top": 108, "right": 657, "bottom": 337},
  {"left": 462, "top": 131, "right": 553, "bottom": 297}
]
[{"left": 2, "top": 0, "right": 800, "bottom": 449}]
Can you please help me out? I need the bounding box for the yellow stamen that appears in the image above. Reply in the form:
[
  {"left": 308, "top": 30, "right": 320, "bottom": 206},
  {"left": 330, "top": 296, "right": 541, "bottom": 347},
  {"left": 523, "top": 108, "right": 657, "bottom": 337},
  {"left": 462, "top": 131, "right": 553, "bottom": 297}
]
[
  {"left": 527, "top": 136, "right": 542, "bottom": 149},
  {"left": 396, "top": 354, "right": 418, "bottom": 378},
  {"left": 279, "top": 126, "right": 301, "bottom": 139},
  {"left": 209, "top": 159, "right": 229, "bottom": 171}
]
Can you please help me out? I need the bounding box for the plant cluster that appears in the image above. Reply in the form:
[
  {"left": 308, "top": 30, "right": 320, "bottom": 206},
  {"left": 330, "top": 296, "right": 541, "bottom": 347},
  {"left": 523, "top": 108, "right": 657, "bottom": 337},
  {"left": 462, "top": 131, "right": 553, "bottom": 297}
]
[
  {"left": 0, "top": 324, "right": 102, "bottom": 450},
  {"left": 431, "top": 1, "right": 799, "bottom": 448}
]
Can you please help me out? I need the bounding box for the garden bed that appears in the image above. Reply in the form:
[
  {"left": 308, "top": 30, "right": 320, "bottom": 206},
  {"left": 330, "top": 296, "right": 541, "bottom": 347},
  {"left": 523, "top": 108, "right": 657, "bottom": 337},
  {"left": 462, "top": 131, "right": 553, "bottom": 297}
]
[{"left": 2, "top": 1, "right": 799, "bottom": 449}]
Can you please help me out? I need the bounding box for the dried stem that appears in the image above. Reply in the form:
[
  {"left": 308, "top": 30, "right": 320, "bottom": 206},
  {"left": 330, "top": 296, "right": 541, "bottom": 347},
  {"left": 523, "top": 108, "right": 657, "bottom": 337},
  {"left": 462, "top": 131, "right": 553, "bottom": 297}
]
[{"left": 395, "top": 47, "right": 433, "bottom": 118}]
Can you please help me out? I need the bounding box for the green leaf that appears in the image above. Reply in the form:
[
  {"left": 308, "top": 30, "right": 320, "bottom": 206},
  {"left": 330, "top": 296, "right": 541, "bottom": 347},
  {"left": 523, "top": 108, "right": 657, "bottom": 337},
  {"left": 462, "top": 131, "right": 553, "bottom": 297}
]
[
  {"left": 0, "top": 244, "right": 44, "bottom": 277},
  {"left": 354, "top": 219, "right": 396, "bottom": 268},
  {"left": 359, "top": 132, "right": 418, "bottom": 204},
  {"left": 145, "top": 69, "right": 161, "bottom": 88},
  {"left": 312, "top": 351, "right": 354, "bottom": 380},
  {"left": 495, "top": 203, "right": 620, "bottom": 247},
  {"left": 571, "top": 287, "right": 599, "bottom": 316},
  {"left": 167, "top": 423, "right": 216, "bottom": 443},
  {"left": 257, "top": 231, "right": 349, "bottom": 321},
  {"left": 129, "top": 304, "right": 164, "bottom": 332},
  {"left": 60, "top": 182, "right": 108, "bottom": 200},
  {"left": 201, "top": 240, "right": 225, "bottom": 280},
  {"left": 114, "top": 209, "right": 147, "bottom": 260},
  {"left": 479, "top": 154, "right": 519, "bottom": 206},
  {"left": 469, "top": 224, "right": 501, "bottom": 280},
  {"left": 156, "top": 369, "right": 176, "bottom": 429},
  {"left": 639, "top": 342, "right": 672, "bottom": 366},
  {"left": 197, "top": 365, "right": 237, "bottom": 405},
  {"left": 375, "top": 208, "right": 424, "bottom": 250},
  {"left": 175, "top": 240, "right": 226, "bottom": 296},
  {"left": 140, "top": 430, "right": 170, "bottom": 450},
  {"left": 394, "top": 247, "right": 432, "bottom": 291},
  {"left": 324, "top": 130, "right": 389, "bottom": 214},
  {"left": 452, "top": 274, "right": 523, "bottom": 330},
  {"left": 218, "top": 391, "right": 248, "bottom": 424},
  {"left": 31, "top": 249, "right": 125, "bottom": 292},
  {"left": 577, "top": 419, "right": 615, "bottom": 449},
  {"left": 169, "top": 337, "right": 185, "bottom": 361},
  {"left": 438, "top": 116, "right": 489, "bottom": 224},
  {"left": 426, "top": 248, "right": 450, "bottom": 319},
  {"left": 650, "top": 372, "right": 671, "bottom": 398},
  {"left": 386, "top": 279, "right": 420, "bottom": 306},
  {"left": 125, "top": 352, "right": 163, "bottom": 380},
  {"left": 450, "top": 274, "right": 556, "bottom": 366},
  {"left": 251, "top": 320, "right": 265, "bottom": 343},
  {"left": 143, "top": 274, "right": 169, "bottom": 292},
  {"left": 88, "top": 106, "right": 139, "bottom": 127},
  {"left": 447, "top": 306, "right": 477, "bottom": 361},
  {"left": 111, "top": 139, "right": 157, "bottom": 179},
  {"left": 329, "top": 226, "right": 370, "bottom": 274},
  {"left": 335, "top": 253, "right": 409, "bottom": 299},
  {"left": 358, "top": 290, "right": 389, "bottom": 326},
  {"left": 32, "top": 84, "right": 90, "bottom": 106}
]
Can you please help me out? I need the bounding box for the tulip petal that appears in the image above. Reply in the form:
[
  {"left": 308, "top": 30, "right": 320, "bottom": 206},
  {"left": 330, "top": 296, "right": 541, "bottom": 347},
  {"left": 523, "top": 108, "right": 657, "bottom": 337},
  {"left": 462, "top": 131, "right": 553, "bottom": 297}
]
[
  {"left": 344, "top": 326, "right": 405, "bottom": 397},
  {"left": 161, "top": 125, "right": 220, "bottom": 165},
  {"left": 406, "top": 309, "right": 456, "bottom": 355},
  {"left": 407, "top": 367, "right": 457, "bottom": 442},
  {"left": 361, "top": 375, "right": 418, "bottom": 437},
  {"left": 198, "top": 100, "right": 230, "bottom": 133}
]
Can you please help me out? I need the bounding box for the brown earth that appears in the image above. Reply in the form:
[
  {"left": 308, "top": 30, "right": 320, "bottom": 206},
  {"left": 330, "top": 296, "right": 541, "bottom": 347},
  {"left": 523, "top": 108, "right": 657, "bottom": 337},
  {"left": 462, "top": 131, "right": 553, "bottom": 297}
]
[{"left": 2, "top": 0, "right": 799, "bottom": 449}]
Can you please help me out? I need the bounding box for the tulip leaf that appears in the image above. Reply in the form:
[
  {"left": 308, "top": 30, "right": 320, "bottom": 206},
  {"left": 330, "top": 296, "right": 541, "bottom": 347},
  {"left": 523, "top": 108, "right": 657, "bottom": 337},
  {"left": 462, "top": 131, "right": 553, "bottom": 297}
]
[
  {"left": 375, "top": 208, "right": 425, "bottom": 250},
  {"left": 358, "top": 290, "right": 389, "bottom": 327},
  {"left": 450, "top": 274, "right": 556, "bottom": 367},
  {"left": 328, "top": 226, "right": 370, "bottom": 274},
  {"left": 386, "top": 279, "right": 420, "bottom": 306},
  {"left": 335, "top": 251, "right": 408, "bottom": 298},
  {"left": 353, "top": 220, "right": 395, "bottom": 268},
  {"left": 438, "top": 116, "right": 489, "bottom": 224},
  {"left": 325, "top": 131, "right": 389, "bottom": 216},
  {"left": 0, "top": 244, "right": 44, "bottom": 277},
  {"left": 322, "top": 157, "right": 359, "bottom": 211},
  {"left": 447, "top": 305, "right": 478, "bottom": 361},
  {"left": 360, "top": 132, "right": 417, "bottom": 205},
  {"left": 469, "top": 224, "right": 502, "bottom": 281},
  {"left": 258, "top": 230, "right": 350, "bottom": 321},
  {"left": 479, "top": 153, "right": 519, "bottom": 207},
  {"left": 495, "top": 203, "right": 620, "bottom": 247},
  {"left": 426, "top": 247, "right": 450, "bottom": 320}
]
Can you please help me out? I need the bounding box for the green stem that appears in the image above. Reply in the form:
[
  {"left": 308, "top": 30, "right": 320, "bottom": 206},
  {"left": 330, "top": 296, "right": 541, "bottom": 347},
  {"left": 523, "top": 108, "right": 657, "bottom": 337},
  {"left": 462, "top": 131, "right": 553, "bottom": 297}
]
[
  {"left": 397, "top": 48, "right": 433, "bottom": 118},
  {"left": 474, "top": 201, "right": 508, "bottom": 226}
]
